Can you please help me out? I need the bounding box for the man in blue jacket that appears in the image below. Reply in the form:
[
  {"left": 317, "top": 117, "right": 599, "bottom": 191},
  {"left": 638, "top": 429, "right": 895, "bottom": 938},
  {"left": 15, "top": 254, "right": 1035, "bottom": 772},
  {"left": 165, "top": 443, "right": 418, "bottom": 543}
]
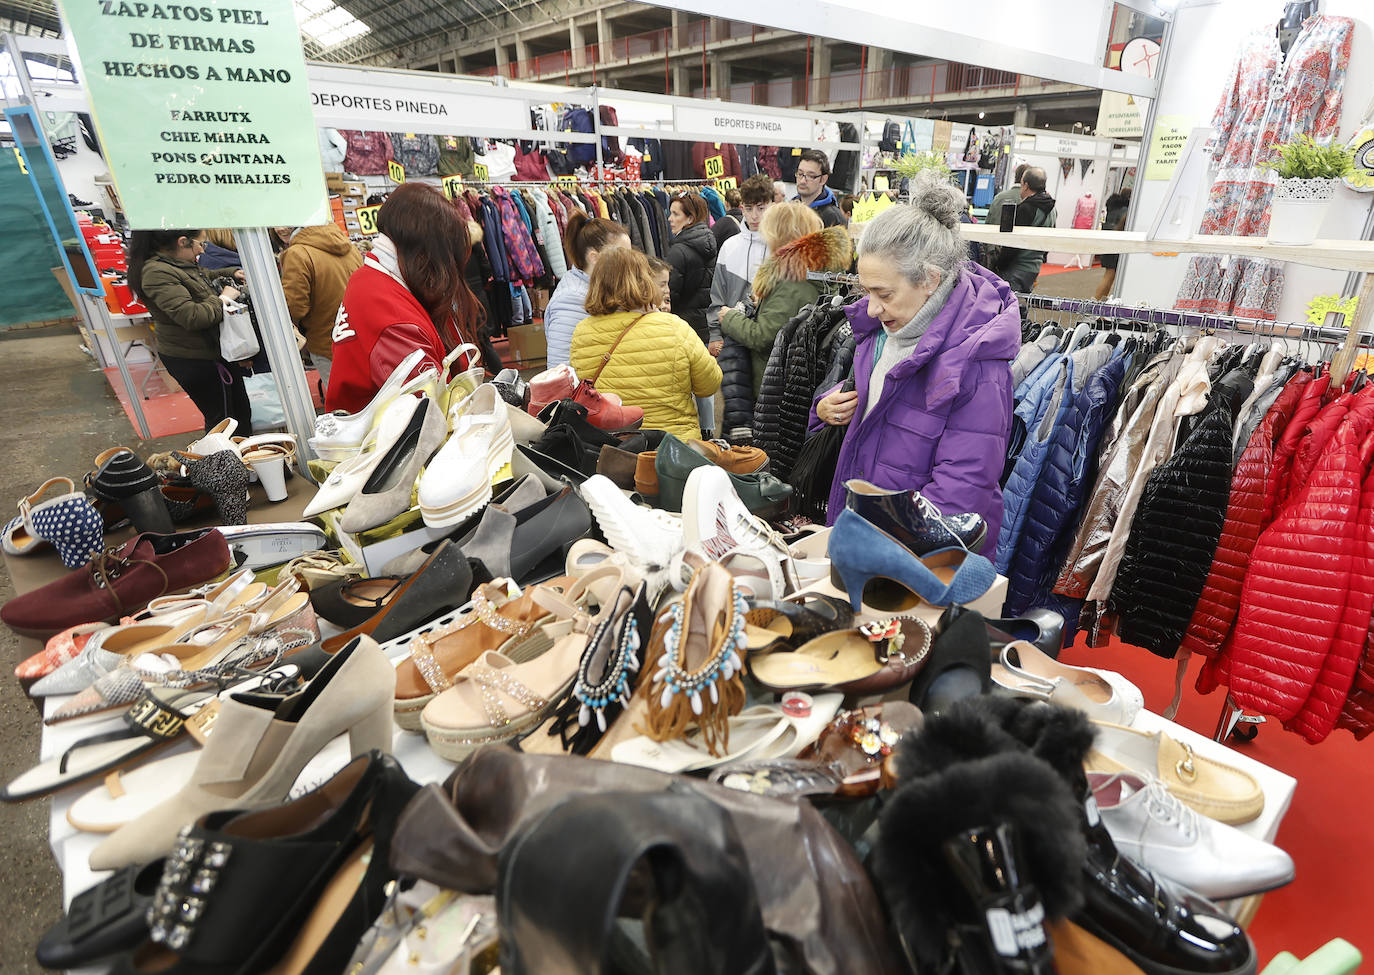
[{"left": 794, "top": 149, "right": 848, "bottom": 228}]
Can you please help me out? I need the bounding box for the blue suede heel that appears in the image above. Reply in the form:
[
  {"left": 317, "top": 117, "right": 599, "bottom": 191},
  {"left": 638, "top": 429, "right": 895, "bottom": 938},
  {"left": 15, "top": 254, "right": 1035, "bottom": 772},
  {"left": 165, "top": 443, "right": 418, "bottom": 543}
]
[{"left": 829, "top": 509, "right": 996, "bottom": 610}]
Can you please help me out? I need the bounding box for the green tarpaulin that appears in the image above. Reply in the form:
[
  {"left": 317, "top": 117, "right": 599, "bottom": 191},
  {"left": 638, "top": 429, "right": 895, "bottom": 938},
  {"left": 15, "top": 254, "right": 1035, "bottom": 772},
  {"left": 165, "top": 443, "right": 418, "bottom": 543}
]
[{"left": 0, "top": 147, "right": 79, "bottom": 328}]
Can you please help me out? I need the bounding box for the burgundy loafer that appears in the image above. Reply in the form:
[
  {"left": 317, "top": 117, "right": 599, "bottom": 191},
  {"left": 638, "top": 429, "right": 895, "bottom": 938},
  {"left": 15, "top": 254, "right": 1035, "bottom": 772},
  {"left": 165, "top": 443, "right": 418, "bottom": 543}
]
[{"left": 1, "top": 529, "right": 232, "bottom": 640}]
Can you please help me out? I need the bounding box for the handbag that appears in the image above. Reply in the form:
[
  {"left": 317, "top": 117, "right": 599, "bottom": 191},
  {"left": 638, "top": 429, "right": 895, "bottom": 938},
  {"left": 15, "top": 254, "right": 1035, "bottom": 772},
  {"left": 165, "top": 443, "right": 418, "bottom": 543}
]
[
  {"left": 218, "top": 301, "right": 260, "bottom": 362},
  {"left": 589, "top": 313, "right": 648, "bottom": 386}
]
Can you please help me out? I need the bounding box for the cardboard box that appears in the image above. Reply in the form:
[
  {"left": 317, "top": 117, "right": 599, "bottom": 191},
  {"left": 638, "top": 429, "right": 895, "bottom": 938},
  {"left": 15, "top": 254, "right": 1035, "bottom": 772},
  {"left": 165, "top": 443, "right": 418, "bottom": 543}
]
[
  {"left": 530, "top": 288, "right": 551, "bottom": 317},
  {"left": 505, "top": 323, "right": 546, "bottom": 369}
]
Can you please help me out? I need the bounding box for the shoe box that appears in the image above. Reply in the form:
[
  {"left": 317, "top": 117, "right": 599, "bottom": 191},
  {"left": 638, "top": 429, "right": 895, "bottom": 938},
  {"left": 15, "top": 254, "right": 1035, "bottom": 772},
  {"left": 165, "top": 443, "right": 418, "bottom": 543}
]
[{"left": 505, "top": 323, "right": 547, "bottom": 370}]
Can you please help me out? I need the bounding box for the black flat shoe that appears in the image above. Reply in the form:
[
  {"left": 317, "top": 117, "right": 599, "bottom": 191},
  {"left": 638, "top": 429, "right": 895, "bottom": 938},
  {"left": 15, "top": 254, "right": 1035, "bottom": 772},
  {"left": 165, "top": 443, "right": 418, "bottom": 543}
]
[
  {"left": 907, "top": 608, "right": 992, "bottom": 714},
  {"left": 943, "top": 605, "right": 1066, "bottom": 660},
  {"left": 320, "top": 540, "right": 483, "bottom": 653},
  {"left": 37, "top": 859, "right": 165, "bottom": 969},
  {"left": 111, "top": 752, "right": 419, "bottom": 975}
]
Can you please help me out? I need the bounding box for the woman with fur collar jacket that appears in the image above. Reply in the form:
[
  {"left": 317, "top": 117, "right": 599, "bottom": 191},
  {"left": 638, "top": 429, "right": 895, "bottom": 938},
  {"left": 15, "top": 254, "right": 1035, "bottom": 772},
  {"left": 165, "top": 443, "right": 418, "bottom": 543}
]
[{"left": 719, "top": 205, "right": 853, "bottom": 396}]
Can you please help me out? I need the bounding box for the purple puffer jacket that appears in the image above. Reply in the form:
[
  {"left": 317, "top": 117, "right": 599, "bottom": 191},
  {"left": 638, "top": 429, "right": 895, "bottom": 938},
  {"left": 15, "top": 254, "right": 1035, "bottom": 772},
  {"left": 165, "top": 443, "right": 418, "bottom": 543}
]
[{"left": 810, "top": 263, "right": 1020, "bottom": 546}]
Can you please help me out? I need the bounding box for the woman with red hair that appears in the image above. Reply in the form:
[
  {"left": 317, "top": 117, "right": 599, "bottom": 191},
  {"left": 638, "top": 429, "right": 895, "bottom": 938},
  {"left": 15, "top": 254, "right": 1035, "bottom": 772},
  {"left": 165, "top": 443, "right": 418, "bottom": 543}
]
[{"left": 325, "top": 183, "right": 483, "bottom": 413}]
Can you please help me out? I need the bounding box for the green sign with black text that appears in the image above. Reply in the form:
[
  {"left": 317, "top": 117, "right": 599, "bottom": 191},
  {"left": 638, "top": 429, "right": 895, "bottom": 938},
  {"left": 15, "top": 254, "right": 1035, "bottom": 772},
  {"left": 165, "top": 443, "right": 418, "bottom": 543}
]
[{"left": 56, "top": 0, "right": 328, "bottom": 228}]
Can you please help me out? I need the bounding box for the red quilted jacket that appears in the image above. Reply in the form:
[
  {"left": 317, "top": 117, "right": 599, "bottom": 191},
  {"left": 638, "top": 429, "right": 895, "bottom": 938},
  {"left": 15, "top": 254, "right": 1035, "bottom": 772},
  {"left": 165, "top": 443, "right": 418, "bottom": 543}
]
[
  {"left": 1186, "top": 373, "right": 1318, "bottom": 691},
  {"left": 1227, "top": 388, "right": 1374, "bottom": 743},
  {"left": 1287, "top": 389, "right": 1354, "bottom": 500}
]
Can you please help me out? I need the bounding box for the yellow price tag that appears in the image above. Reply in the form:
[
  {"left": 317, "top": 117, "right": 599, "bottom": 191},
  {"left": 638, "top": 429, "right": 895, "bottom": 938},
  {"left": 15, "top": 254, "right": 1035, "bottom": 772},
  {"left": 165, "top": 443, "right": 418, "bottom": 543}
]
[
  {"left": 473, "top": 162, "right": 490, "bottom": 181},
  {"left": 356, "top": 204, "right": 383, "bottom": 235},
  {"left": 12, "top": 147, "right": 27, "bottom": 174},
  {"left": 873, "top": 175, "right": 889, "bottom": 192},
  {"left": 715, "top": 176, "right": 737, "bottom": 192},
  {"left": 703, "top": 154, "right": 724, "bottom": 179},
  {"left": 791, "top": 147, "right": 802, "bottom": 156},
  {"left": 557, "top": 174, "right": 579, "bottom": 183},
  {"left": 713, "top": 142, "right": 721, "bottom": 149},
  {"left": 387, "top": 159, "right": 405, "bottom": 184},
  {"left": 896, "top": 141, "right": 903, "bottom": 151},
  {"left": 643, "top": 153, "right": 651, "bottom": 162},
  {"left": 442, "top": 174, "right": 464, "bottom": 199},
  {"left": 405, "top": 132, "right": 416, "bottom": 139}
]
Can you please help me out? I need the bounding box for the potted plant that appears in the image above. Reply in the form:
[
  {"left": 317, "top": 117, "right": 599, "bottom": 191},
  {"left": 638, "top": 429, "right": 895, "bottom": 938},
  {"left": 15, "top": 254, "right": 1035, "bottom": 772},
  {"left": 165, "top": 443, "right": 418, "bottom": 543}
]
[{"left": 1262, "top": 135, "right": 1355, "bottom": 245}]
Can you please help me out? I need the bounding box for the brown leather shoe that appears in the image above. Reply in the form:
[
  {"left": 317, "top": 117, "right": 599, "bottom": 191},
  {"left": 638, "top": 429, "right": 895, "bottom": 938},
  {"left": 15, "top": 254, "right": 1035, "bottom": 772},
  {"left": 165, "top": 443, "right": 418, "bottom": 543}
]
[
  {"left": 597, "top": 444, "right": 640, "bottom": 490},
  {"left": 634, "top": 450, "right": 659, "bottom": 500},
  {"left": 689, "top": 440, "right": 770, "bottom": 475}
]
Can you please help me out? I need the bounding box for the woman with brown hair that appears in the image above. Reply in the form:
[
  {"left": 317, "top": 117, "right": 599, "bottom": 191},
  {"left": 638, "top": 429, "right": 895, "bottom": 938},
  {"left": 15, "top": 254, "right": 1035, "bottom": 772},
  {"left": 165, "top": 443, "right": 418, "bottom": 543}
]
[
  {"left": 543, "top": 212, "right": 629, "bottom": 368},
  {"left": 325, "top": 183, "right": 484, "bottom": 414},
  {"left": 569, "top": 248, "right": 721, "bottom": 440},
  {"left": 666, "top": 192, "right": 717, "bottom": 343}
]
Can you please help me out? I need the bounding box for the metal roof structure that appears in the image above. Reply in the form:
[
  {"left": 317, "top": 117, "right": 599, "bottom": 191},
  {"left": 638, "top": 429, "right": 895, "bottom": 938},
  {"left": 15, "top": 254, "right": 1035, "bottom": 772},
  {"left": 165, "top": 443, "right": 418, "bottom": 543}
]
[{"left": 0, "top": 0, "right": 550, "bottom": 63}]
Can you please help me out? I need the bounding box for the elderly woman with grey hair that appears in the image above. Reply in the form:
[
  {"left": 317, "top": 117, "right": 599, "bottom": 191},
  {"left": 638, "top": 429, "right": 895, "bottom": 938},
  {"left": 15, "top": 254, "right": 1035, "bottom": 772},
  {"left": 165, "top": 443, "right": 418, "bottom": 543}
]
[{"left": 809, "top": 171, "right": 1021, "bottom": 547}]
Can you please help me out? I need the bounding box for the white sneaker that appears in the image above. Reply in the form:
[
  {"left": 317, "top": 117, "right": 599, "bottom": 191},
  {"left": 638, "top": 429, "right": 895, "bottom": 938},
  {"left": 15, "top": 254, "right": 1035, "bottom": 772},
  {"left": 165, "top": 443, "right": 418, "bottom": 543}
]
[
  {"left": 311, "top": 349, "right": 426, "bottom": 461},
  {"left": 680, "top": 465, "right": 797, "bottom": 599},
  {"left": 579, "top": 475, "right": 684, "bottom": 571},
  {"left": 1089, "top": 770, "right": 1294, "bottom": 900},
  {"left": 417, "top": 384, "right": 514, "bottom": 528}
]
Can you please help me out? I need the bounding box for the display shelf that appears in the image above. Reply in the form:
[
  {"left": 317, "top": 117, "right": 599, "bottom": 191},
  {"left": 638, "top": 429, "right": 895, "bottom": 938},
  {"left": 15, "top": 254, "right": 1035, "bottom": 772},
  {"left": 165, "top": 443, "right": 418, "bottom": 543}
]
[{"left": 960, "top": 224, "right": 1374, "bottom": 273}]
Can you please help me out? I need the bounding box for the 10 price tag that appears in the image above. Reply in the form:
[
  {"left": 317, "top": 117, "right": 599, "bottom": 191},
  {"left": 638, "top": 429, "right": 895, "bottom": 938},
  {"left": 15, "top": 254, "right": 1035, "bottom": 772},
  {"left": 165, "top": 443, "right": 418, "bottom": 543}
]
[
  {"left": 387, "top": 160, "right": 405, "bottom": 184},
  {"left": 442, "top": 174, "right": 464, "bottom": 200},
  {"left": 714, "top": 176, "right": 737, "bottom": 192}
]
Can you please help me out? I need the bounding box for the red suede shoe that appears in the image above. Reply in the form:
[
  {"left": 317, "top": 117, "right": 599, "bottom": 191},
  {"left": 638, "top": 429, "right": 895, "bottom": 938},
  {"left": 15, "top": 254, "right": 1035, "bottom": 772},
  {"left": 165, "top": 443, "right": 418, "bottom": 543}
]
[
  {"left": 0, "top": 529, "right": 232, "bottom": 640},
  {"left": 572, "top": 381, "right": 644, "bottom": 431}
]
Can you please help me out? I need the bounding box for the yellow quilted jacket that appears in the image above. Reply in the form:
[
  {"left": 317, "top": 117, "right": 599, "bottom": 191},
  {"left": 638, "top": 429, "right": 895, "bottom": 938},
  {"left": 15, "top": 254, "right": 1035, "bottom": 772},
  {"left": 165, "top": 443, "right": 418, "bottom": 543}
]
[{"left": 569, "top": 310, "right": 722, "bottom": 440}]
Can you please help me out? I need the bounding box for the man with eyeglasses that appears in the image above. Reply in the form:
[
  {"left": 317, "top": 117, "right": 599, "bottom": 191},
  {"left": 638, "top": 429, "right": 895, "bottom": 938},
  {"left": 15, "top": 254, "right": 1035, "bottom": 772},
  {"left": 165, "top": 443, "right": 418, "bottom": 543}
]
[{"left": 793, "top": 149, "right": 848, "bottom": 228}]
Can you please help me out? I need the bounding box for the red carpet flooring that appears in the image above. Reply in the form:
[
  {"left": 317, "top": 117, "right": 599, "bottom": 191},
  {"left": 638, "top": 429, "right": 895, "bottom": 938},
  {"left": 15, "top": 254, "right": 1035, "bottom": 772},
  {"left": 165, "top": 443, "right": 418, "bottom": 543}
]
[{"left": 1059, "top": 635, "right": 1370, "bottom": 965}]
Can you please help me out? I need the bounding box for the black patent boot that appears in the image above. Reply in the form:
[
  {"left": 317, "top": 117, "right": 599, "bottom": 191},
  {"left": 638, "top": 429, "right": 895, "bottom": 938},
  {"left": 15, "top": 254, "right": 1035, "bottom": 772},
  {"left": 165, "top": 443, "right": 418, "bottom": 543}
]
[
  {"left": 844, "top": 479, "right": 987, "bottom": 554},
  {"left": 1071, "top": 776, "right": 1257, "bottom": 975},
  {"left": 941, "top": 823, "right": 1055, "bottom": 975}
]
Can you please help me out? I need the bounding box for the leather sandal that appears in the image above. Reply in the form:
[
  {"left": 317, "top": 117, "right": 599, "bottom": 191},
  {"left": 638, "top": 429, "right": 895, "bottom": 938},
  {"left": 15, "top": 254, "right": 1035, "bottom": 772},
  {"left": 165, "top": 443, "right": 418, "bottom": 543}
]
[
  {"left": 742, "top": 594, "right": 853, "bottom": 654},
  {"left": 749, "top": 617, "right": 932, "bottom": 696}
]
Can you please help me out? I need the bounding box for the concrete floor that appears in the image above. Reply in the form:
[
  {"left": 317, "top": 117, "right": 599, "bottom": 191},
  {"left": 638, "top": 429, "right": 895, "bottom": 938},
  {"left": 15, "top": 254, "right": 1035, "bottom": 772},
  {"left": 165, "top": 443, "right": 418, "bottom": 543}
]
[{"left": 0, "top": 325, "right": 190, "bottom": 973}]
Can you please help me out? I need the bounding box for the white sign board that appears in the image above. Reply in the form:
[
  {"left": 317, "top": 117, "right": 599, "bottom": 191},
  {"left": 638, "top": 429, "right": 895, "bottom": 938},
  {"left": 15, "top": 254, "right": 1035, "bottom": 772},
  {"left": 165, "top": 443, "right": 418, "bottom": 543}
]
[
  {"left": 1033, "top": 133, "right": 1106, "bottom": 157},
  {"left": 308, "top": 66, "right": 529, "bottom": 137},
  {"left": 674, "top": 103, "right": 814, "bottom": 145}
]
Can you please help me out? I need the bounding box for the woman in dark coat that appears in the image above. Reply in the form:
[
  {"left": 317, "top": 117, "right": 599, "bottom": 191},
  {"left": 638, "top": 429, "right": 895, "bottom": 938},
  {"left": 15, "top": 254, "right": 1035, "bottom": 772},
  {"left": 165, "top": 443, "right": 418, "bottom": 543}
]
[{"left": 666, "top": 192, "right": 717, "bottom": 344}]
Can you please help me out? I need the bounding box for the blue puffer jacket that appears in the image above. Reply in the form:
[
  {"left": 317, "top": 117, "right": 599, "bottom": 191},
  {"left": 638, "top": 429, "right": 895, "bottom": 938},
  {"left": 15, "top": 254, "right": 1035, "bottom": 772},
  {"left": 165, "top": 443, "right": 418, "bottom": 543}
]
[
  {"left": 997, "top": 357, "right": 1077, "bottom": 574},
  {"left": 1002, "top": 347, "right": 1131, "bottom": 617}
]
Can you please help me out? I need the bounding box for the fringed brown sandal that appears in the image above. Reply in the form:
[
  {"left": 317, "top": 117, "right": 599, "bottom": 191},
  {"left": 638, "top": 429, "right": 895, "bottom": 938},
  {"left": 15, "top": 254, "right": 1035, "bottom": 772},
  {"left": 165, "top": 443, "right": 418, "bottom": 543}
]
[{"left": 636, "top": 562, "right": 747, "bottom": 757}]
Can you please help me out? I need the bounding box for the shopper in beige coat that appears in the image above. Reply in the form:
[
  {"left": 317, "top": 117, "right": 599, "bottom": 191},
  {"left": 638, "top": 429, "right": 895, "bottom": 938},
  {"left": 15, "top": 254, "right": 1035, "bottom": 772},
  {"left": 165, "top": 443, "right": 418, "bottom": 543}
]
[{"left": 277, "top": 224, "right": 363, "bottom": 385}]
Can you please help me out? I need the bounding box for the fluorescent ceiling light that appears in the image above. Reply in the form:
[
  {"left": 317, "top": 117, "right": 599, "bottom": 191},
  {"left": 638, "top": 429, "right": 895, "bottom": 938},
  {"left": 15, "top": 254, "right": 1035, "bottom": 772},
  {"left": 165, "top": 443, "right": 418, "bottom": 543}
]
[{"left": 294, "top": 0, "right": 370, "bottom": 49}]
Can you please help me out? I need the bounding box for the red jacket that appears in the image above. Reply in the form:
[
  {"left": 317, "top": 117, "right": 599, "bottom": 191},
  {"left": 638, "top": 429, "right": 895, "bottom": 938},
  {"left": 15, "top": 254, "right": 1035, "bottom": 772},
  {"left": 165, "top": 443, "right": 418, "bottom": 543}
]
[
  {"left": 324, "top": 261, "right": 443, "bottom": 415},
  {"left": 1227, "top": 387, "right": 1374, "bottom": 743},
  {"left": 1183, "top": 373, "right": 1311, "bottom": 681}
]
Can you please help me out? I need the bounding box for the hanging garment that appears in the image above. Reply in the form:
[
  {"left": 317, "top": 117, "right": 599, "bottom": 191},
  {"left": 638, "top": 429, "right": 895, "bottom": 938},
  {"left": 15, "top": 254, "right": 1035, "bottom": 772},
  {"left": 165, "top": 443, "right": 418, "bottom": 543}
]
[
  {"left": 1175, "top": 16, "right": 1353, "bottom": 319},
  {"left": 1112, "top": 389, "right": 1243, "bottom": 659},
  {"left": 475, "top": 142, "right": 518, "bottom": 182},
  {"left": 693, "top": 143, "right": 742, "bottom": 181},
  {"left": 628, "top": 138, "right": 664, "bottom": 180},
  {"left": 478, "top": 196, "right": 511, "bottom": 284},
  {"left": 513, "top": 143, "right": 549, "bottom": 181},
  {"left": 387, "top": 133, "right": 440, "bottom": 176},
  {"left": 492, "top": 188, "right": 544, "bottom": 285},
  {"left": 757, "top": 146, "right": 782, "bottom": 180},
  {"left": 438, "top": 135, "right": 476, "bottom": 178},
  {"left": 1002, "top": 349, "right": 1131, "bottom": 618},
  {"left": 738, "top": 144, "right": 761, "bottom": 178},
  {"left": 1226, "top": 388, "right": 1374, "bottom": 744},
  {"left": 318, "top": 128, "right": 347, "bottom": 172},
  {"left": 341, "top": 130, "right": 393, "bottom": 175},
  {"left": 1183, "top": 371, "right": 1318, "bottom": 683}
]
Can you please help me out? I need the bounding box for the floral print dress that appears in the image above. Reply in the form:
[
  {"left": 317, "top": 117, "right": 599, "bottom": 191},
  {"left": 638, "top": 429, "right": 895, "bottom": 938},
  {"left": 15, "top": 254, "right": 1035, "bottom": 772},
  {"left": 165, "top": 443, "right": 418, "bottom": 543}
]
[{"left": 1176, "top": 15, "right": 1353, "bottom": 320}]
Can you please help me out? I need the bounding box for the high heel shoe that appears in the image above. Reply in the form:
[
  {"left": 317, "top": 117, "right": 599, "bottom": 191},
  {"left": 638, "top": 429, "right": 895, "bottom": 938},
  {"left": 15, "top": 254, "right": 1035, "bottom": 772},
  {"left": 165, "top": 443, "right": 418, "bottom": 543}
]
[
  {"left": 235, "top": 435, "right": 296, "bottom": 503},
  {"left": 109, "top": 750, "right": 420, "bottom": 975},
  {"left": 310, "top": 348, "right": 426, "bottom": 461},
  {"left": 86, "top": 448, "right": 175, "bottom": 534},
  {"left": 2, "top": 477, "right": 104, "bottom": 567},
  {"left": 90, "top": 635, "right": 398, "bottom": 871},
  {"left": 828, "top": 508, "right": 996, "bottom": 612},
  {"left": 337, "top": 396, "right": 446, "bottom": 534},
  {"left": 172, "top": 450, "right": 251, "bottom": 526}
]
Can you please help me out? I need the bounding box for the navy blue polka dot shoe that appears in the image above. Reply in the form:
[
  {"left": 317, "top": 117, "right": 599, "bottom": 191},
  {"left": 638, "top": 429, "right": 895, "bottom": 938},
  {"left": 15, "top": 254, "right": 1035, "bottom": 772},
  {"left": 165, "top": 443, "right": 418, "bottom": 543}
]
[{"left": 2, "top": 477, "right": 106, "bottom": 568}]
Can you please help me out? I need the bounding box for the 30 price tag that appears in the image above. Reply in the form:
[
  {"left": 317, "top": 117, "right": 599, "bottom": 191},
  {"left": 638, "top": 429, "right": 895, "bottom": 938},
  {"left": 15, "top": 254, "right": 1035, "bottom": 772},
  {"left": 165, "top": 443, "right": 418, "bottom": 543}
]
[
  {"left": 714, "top": 176, "right": 737, "bottom": 192},
  {"left": 442, "top": 174, "right": 464, "bottom": 199},
  {"left": 356, "top": 204, "right": 382, "bottom": 235},
  {"left": 703, "top": 154, "right": 724, "bottom": 179},
  {"left": 387, "top": 159, "right": 405, "bottom": 184},
  {"left": 473, "top": 162, "right": 490, "bottom": 181}
]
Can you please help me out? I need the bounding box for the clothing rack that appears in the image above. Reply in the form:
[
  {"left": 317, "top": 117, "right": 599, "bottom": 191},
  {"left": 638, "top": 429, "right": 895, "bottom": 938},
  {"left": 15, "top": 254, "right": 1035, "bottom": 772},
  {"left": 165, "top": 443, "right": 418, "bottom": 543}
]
[
  {"left": 459, "top": 178, "right": 720, "bottom": 188},
  {"left": 1018, "top": 293, "right": 1370, "bottom": 349},
  {"left": 806, "top": 270, "right": 862, "bottom": 286}
]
